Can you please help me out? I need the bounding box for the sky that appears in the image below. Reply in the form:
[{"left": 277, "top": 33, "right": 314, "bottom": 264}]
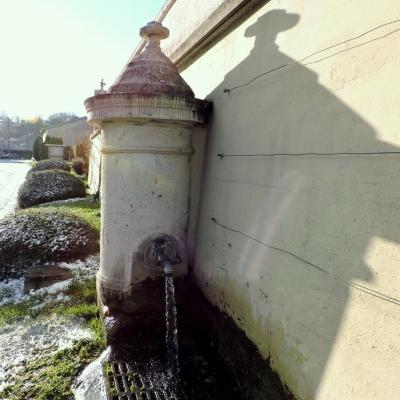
[{"left": 0, "top": 0, "right": 164, "bottom": 119}]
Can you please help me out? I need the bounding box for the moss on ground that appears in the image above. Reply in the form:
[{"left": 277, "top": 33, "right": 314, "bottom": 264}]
[{"left": 0, "top": 278, "right": 105, "bottom": 400}]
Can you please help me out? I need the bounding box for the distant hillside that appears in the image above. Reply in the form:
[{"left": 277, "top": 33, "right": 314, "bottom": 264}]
[{"left": 0, "top": 112, "right": 80, "bottom": 152}]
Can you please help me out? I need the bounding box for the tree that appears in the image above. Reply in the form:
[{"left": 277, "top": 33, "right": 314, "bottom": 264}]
[
  {"left": 32, "top": 135, "right": 42, "bottom": 160},
  {"left": 46, "top": 113, "right": 79, "bottom": 126},
  {"left": 33, "top": 129, "right": 63, "bottom": 161}
]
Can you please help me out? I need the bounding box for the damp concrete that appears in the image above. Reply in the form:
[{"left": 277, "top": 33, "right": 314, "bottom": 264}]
[{"left": 78, "top": 278, "right": 294, "bottom": 400}]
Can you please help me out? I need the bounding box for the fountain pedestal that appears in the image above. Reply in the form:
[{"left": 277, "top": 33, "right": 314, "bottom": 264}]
[{"left": 84, "top": 21, "right": 209, "bottom": 314}]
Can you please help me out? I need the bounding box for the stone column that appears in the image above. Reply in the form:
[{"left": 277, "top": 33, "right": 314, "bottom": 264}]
[{"left": 84, "top": 22, "right": 209, "bottom": 313}]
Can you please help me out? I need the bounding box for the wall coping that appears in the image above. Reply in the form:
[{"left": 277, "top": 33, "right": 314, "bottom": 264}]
[{"left": 114, "top": 0, "right": 268, "bottom": 82}]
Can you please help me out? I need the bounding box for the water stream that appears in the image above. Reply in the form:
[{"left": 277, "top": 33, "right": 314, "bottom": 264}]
[{"left": 164, "top": 264, "right": 180, "bottom": 379}]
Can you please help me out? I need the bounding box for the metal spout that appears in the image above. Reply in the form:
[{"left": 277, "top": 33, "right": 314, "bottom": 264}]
[
  {"left": 143, "top": 235, "right": 183, "bottom": 271},
  {"left": 163, "top": 260, "right": 173, "bottom": 275}
]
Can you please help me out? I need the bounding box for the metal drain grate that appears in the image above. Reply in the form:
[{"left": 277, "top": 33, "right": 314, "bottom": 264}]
[{"left": 102, "top": 362, "right": 184, "bottom": 400}]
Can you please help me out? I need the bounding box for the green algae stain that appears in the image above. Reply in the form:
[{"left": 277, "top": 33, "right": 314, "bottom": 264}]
[
  {"left": 201, "top": 274, "right": 314, "bottom": 400},
  {"left": 269, "top": 320, "right": 313, "bottom": 400}
]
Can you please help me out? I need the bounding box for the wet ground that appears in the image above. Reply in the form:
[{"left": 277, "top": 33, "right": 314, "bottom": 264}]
[
  {"left": 0, "top": 160, "right": 30, "bottom": 220},
  {"left": 89, "top": 278, "right": 293, "bottom": 400}
]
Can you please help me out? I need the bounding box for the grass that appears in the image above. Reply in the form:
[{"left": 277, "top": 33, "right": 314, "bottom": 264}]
[
  {"left": 67, "top": 278, "right": 97, "bottom": 302},
  {"left": 0, "top": 302, "right": 34, "bottom": 325},
  {"left": 69, "top": 165, "right": 89, "bottom": 192},
  {"left": 0, "top": 340, "right": 102, "bottom": 400},
  {"left": 0, "top": 278, "right": 100, "bottom": 327},
  {"left": 36, "top": 198, "right": 100, "bottom": 233},
  {"left": 0, "top": 166, "right": 103, "bottom": 398},
  {"left": 53, "top": 303, "right": 99, "bottom": 319},
  {"left": 0, "top": 278, "right": 106, "bottom": 399}
]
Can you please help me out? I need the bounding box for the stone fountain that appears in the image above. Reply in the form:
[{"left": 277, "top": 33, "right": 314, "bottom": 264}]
[{"left": 84, "top": 21, "right": 209, "bottom": 319}]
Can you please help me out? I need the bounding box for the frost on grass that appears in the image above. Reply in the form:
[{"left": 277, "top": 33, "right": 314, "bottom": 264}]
[
  {"left": 0, "top": 279, "right": 24, "bottom": 307},
  {"left": 0, "top": 209, "right": 99, "bottom": 279},
  {"left": 0, "top": 255, "right": 99, "bottom": 306},
  {"left": 0, "top": 314, "right": 92, "bottom": 392},
  {"left": 0, "top": 255, "right": 101, "bottom": 394},
  {"left": 18, "top": 169, "right": 86, "bottom": 208}
]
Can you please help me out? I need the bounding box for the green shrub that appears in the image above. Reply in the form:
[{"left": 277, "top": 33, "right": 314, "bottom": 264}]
[
  {"left": 72, "top": 157, "right": 86, "bottom": 175},
  {"left": 72, "top": 140, "right": 90, "bottom": 168},
  {"left": 30, "top": 159, "right": 70, "bottom": 173},
  {"left": 39, "top": 135, "right": 63, "bottom": 160},
  {"left": 32, "top": 136, "right": 43, "bottom": 160},
  {"left": 18, "top": 170, "right": 86, "bottom": 208},
  {"left": 0, "top": 208, "right": 99, "bottom": 279}
]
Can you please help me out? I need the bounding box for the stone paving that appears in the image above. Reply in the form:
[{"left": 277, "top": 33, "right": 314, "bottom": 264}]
[{"left": 0, "top": 160, "right": 30, "bottom": 220}]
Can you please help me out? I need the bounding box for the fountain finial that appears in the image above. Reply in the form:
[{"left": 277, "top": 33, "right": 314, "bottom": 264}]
[
  {"left": 140, "top": 21, "right": 169, "bottom": 47},
  {"left": 108, "top": 21, "right": 194, "bottom": 97}
]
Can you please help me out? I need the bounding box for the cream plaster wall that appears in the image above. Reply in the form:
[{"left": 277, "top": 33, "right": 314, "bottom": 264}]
[{"left": 165, "top": 1, "right": 400, "bottom": 399}]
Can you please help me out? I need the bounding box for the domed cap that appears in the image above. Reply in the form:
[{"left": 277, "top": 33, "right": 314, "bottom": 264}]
[{"left": 109, "top": 21, "right": 194, "bottom": 98}]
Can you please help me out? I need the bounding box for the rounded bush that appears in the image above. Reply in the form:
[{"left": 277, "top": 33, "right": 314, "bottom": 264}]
[
  {"left": 18, "top": 170, "right": 86, "bottom": 208},
  {"left": 30, "top": 159, "right": 71, "bottom": 173},
  {"left": 72, "top": 157, "right": 86, "bottom": 175},
  {"left": 0, "top": 209, "right": 99, "bottom": 278}
]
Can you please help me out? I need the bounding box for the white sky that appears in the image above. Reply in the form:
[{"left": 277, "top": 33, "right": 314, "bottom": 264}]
[{"left": 0, "top": 0, "right": 164, "bottom": 119}]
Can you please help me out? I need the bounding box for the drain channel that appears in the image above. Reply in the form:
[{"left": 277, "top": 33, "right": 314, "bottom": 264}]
[{"left": 102, "top": 362, "right": 184, "bottom": 400}]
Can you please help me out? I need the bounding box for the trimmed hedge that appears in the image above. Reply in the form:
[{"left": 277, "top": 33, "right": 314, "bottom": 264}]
[
  {"left": 0, "top": 208, "right": 99, "bottom": 278},
  {"left": 18, "top": 170, "right": 86, "bottom": 208},
  {"left": 30, "top": 160, "right": 71, "bottom": 173},
  {"left": 72, "top": 157, "right": 86, "bottom": 175}
]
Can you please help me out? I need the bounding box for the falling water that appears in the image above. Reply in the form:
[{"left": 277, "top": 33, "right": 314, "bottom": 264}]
[{"left": 164, "top": 261, "right": 180, "bottom": 379}]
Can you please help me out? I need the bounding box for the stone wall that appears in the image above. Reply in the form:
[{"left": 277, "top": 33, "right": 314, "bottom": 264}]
[
  {"left": 88, "top": 131, "right": 101, "bottom": 195},
  {"left": 153, "top": 0, "right": 400, "bottom": 399},
  {"left": 44, "top": 117, "right": 91, "bottom": 147}
]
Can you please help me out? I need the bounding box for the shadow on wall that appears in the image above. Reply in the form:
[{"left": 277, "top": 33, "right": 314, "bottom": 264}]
[{"left": 194, "top": 9, "right": 400, "bottom": 399}]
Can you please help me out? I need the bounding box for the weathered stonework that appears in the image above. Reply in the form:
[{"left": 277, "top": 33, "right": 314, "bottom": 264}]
[
  {"left": 84, "top": 21, "right": 209, "bottom": 314},
  {"left": 111, "top": 21, "right": 194, "bottom": 97}
]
